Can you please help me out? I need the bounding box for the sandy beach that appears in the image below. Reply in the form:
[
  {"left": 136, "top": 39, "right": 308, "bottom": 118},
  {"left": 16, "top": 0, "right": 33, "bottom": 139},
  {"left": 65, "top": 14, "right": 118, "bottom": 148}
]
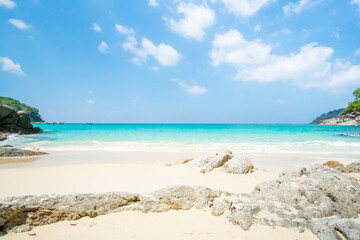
[
  {"left": 1, "top": 149, "right": 360, "bottom": 239},
  {"left": 1, "top": 150, "right": 358, "bottom": 198}
]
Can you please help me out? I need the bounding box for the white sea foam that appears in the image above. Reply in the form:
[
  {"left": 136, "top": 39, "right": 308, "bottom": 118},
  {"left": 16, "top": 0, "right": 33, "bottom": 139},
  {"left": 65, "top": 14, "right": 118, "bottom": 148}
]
[{"left": 21, "top": 140, "right": 360, "bottom": 155}]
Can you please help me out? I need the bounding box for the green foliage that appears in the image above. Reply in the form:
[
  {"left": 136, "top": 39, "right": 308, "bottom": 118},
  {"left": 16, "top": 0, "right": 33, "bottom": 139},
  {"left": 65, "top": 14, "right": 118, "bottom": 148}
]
[
  {"left": 0, "top": 96, "right": 44, "bottom": 122},
  {"left": 312, "top": 108, "right": 345, "bottom": 124},
  {"left": 341, "top": 88, "right": 360, "bottom": 116}
]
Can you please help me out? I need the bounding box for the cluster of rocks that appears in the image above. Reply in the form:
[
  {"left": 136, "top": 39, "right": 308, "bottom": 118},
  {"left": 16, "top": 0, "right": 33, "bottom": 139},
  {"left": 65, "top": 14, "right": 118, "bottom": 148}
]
[
  {"left": 0, "top": 145, "right": 47, "bottom": 157},
  {"left": 1, "top": 163, "right": 360, "bottom": 239},
  {"left": 323, "top": 160, "right": 360, "bottom": 173},
  {"left": 0, "top": 105, "right": 43, "bottom": 141},
  {"left": 316, "top": 113, "right": 360, "bottom": 126},
  {"left": 174, "top": 150, "right": 254, "bottom": 174}
]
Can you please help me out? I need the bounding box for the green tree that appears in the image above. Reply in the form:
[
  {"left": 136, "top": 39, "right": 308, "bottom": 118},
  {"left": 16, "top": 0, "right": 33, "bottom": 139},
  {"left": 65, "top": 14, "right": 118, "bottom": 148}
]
[{"left": 341, "top": 88, "right": 360, "bottom": 116}]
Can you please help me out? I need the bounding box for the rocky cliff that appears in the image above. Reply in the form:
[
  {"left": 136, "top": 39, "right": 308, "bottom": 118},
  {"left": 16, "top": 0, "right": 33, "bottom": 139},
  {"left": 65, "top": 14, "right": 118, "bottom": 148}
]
[
  {"left": 314, "top": 113, "right": 360, "bottom": 126},
  {"left": 0, "top": 104, "right": 43, "bottom": 141}
]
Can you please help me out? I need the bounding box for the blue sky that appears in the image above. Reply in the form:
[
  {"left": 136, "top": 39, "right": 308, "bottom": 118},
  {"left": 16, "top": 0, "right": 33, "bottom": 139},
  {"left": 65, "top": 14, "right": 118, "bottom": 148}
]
[{"left": 0, "top": 0, "right": 360, "bottom": 123}]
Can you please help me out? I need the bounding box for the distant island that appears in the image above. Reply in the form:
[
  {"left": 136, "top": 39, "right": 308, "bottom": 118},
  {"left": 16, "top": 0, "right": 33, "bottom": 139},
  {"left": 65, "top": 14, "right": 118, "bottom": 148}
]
[
  {"left": 313, "top": 88, "right": 360, "bottom": 126},
  {"left": 0, "top": 96, "right": 44, "bottom": 123}
]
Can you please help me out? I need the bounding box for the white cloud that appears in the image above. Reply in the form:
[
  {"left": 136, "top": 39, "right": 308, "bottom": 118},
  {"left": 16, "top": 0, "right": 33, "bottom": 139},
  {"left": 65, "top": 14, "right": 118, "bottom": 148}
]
[
  {"left": 210, "top": 29, "right": 271, "bottom": 67},
  {"left": 355, "top": 49, "right": 360, "bottom": 56},
  {"left": 148, "top": 0, "right": 159, "bottom": 7},
  {"left": 213, "top": 0, "right": 273, "bottom": 17},
  {"left": 281, "top": 28, "right": 291, "bottom": 34},
  {"left": 210, "top": 29, "right": 360, "bottom": 88},
  {"left": 9, "top": 19, "right": 31, "bottom": 30},
  {"left": 91, "top": 23, "right": 101, "bottom": 33},
  {"left": 115, "top": 24, "right": 134, "bottom": 35},
  {"left": 0, "top": 0, "right": 16, "bottom": 8},
  {"left": 254, "top": 24, "right": 261, "bottom": 33},
  {"left": 86, "top": 100, "right": 95, "bottom": 105},
  {"left": 283, "top": 0, "right": 321, "bottom": 15},
  {"left": 88, "top": 90, "right": 94, "bottom": 95},
  {"left": 0, "top": 56, "right": 24, "bottom": 75},
  {"left": 165, "top": 2, "right": 215, "bottom": 41},
  {"left": 352, "top": 0, "right": 360, "bottom": 11},
  {"left": 116, "top": 24, "right": 181, "bottom": 66},
  {"left": 98, "top": 41, "right": 110, "bottom": 54},
  {"left": 172, "top": 79, "right": 207, "bottom": 95},
  {"left": 152, "top": 66, "right": 159, "bottom": 71}
]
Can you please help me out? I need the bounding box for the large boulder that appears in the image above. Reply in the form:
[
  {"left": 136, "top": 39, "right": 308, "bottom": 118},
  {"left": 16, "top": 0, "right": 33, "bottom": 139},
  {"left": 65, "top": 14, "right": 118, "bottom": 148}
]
[
  {"left": 0, "top": 105, "right": 43, "bottom": 135},
  {"left": 0, "top": 105, "right": 13, "bottom": 120},
  {"left": 177, "top": 150, "right": 254, "bottom": 174},
  {"left": 223, "top": 156, "right": 254, "bottom": 174},
  {"left": 0, "top": 146, "right": 48, "bottom": 157}
]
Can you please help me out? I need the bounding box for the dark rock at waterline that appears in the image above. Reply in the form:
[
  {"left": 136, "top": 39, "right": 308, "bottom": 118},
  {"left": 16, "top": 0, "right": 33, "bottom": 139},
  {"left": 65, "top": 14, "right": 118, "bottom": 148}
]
[
  {"left": 0, "top": 146, "right": 48, "bottom": 157},
  {"left": 0, "top": 105, "right": 43, "bottom": 135}
]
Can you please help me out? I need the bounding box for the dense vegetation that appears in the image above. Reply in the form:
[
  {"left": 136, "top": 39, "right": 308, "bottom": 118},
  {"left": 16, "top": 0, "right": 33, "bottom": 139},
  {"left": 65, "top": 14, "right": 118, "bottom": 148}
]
[
  {"left": 311, "top": 108, "right": 345, "bottom": 124},
  {"left": 341, "top": 88, "right": 360, "bottom": 116},
  {"left": 0, "top": 96, "right": 44, "bottom": 123}
]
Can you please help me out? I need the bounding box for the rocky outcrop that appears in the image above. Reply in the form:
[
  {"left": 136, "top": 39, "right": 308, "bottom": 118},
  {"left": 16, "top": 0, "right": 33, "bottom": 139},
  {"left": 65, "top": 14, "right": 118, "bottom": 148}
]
[
  {"left": 323, "top": 161, "right": 360, "bottom": 173},
  {"left": 175, "top": 150, "right": 254, "bottom": 174},
  {"left": 0, "top": 186, "right": 221, "bottom": 233},
  {"left": 340, "top": 161, "right": 360, "bottom": 173},
  {"left": 0, "top": 105, "right": 43, "bottom": 136},
  {"left": 315, "top": 113, "right": 360, "bottom": 126},
  {"left": 1, "top": 164, "right": 360, "bottom": 240},
  {"left": 0, "top": 146, "right": 47, "bottom": 157}
]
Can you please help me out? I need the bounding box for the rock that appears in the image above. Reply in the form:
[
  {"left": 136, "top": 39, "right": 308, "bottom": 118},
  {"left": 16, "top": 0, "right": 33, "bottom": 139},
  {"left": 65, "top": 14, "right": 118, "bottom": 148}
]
[
  {"left": 0, "top": 105, "right": 14, "bottom": 120},
  {"left": 0, "top": 105, "right": 43, "bottom": 135},
  {"left": 0, "top": 133, "right": 7, "bottom": 141},
  {"left": 11, "top": 224, "right": 32, "bottom": 233},
  {"left": 341, "top": 161, "right": 360, "bottom": 173},
  {"left": 223, "top": 156, "right": 254, "bottom": 174},
  {"left": 200, "top": 151, "right": 233, "bottom": 173},
  {"left": 307, "top": 217, "right": 360, "bottom": 240},
  {"left": 17, "top": 111, "right": 31, "bottom": 129},
  {"left": 0, "top": 186, "right": 224, "bottom": 233},
  {"left": 0, "top": 146, "right": 48, "bottom": 157},
  {"left": 323, "top": 161, "right": 344, "bottom": 169},
  {"left": 178, "top": 150, "right": 254, "bottom": 174},
  {"left": 228, "top": 204, "right": 260, "bottom": 231},
  {"left": 210, "top": 198, "right": 231, "bottom": 216}
]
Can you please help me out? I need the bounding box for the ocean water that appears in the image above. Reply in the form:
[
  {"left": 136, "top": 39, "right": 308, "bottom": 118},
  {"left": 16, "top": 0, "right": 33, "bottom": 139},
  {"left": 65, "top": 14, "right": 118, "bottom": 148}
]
[{"left": 3, "top": 124, "right": 360, "bottom": 154}]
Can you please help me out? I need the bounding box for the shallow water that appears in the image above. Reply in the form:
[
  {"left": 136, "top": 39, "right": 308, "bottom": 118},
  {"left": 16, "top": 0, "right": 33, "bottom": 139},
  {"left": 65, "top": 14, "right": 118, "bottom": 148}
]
[{"left": 3, "top": 124, "right": 360, "bottom": 154}]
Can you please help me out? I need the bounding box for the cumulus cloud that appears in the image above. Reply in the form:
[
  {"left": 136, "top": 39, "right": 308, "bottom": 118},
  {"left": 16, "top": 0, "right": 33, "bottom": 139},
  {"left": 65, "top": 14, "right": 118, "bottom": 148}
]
[
  {"left": 91, "top": 23, "right": 101, "bottom": 33},
  {"left": 0, "top": 0, "right": 16, "bottom": 8},
  {"left": 9, "top": 19, "right": 31, "bottom": 30},
  {"left": 98, "top": 41, "right": 110, "bottom": 54},
  {"left": 0, "top": 56, "right": 24, "bottom": 75},
  {"left": 172, "top": 79, "right": 207, "bottom": 95},
  {"left": 116, "top": 24, "right": 181, "bottom": 66},
  {"left": 86, "top": 100, "right": 95, "bottom": 105},
  {"left": 148, "top": 0, "right": 159, "bottom": 7},
  {"left": 165, "top": 2, "right": 215, "bottom": 41},
  {"left": 283, "top": 0, "right": 321, "bottom": 15},
  {"left": 352, "top": 0, "right": 360, "bottom": 11},
  {"left": 210, "top": 29, "right": 360, "bottom": 88},
  {"left": 213, "top": 0, "right": 273, "bottom": 17}
]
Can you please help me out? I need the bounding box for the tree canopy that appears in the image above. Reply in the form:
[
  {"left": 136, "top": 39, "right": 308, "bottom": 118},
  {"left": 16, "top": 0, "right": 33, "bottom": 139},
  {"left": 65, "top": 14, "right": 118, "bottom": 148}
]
[{"left": 341, "top": 88, "right": 360, "bottom": 116}]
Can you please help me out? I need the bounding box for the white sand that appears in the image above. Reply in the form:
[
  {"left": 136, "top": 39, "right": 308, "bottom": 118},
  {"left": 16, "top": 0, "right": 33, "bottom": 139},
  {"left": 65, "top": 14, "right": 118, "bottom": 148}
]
[
  {"left": 1, "top": 150, "right": 355, "bottom": 240},
  {"left": 0, "top": 210, "right": 317, "bottom": 240}
]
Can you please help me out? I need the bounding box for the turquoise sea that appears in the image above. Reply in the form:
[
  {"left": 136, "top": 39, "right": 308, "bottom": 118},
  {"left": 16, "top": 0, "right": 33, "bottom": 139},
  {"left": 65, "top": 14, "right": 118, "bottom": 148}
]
[{"left": 3, "top": 124, "right": 360, "bottom": 154}]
